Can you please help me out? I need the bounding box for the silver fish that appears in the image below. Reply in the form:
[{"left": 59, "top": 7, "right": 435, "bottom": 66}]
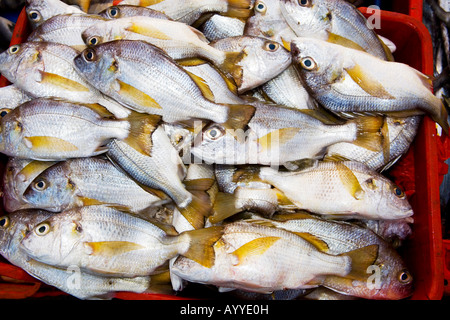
[
  {"left": 26, "top": 0, "right": 86, "bottom": 29},
  {"left": 0, "top": 210, "right": 153, "bottom": 299},
  {"left": 98, "top": 4, "right": 172, "bottom": 20},
  {"left": 200, "top": 14, "right": 245, "bottom": 42}
]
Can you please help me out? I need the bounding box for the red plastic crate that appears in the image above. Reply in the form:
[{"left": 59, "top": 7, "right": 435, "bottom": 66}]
[
  {"left": 391, "top": 0, "right": 424, "bottom": 21},
  {"left": 0, "top": 7, "right": 445, "bottom": 300}
]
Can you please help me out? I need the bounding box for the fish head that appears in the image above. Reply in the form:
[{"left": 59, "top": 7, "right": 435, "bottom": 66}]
[
  {"left": 81, "top": 21, "right": 121, "bottom": 48},
  {"left": 99, "top": 6, "right": 123, "bottom": 20},
  {"left": 279, "top": 0, "right": 331, "bottom": 38},
  {"left": 0, "top": 210, "right": 54, "bottom": 259},
  {"left": 21, "top": 167, "right": 76, "bottom": 212},
  {"left": 74, "top": 45, "right": 118, "bottom": 93},
  {"left": 290, "top": 37, "right": 344, "bottom": 91},
  {"left": 21, "top": 211, "right": 83, "bottom": 266},
  {"left": 360, "top": 175, "right": 414, "bottom": 220},
  {"left": 26, "top": 0, "right": 84, "bottom": 29},
  {"left": 190, "top": 123, "right": 249, "bottom": 165},
  {"left": 0, "top": 43, "right": 43, "bottom": 84}
]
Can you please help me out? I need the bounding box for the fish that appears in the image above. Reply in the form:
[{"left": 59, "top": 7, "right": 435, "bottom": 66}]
[
  {"left": 97, "top": 4, "right": 172, "bottom": 20},
  {"left": 81, "top": 15, "right": 240, "bottom": 68},
  {"left": 209, "top": 36, "right": 292, "bottom": 93},
  {"left": 0, "top": 41, "right": 131, "bottom": 119},
  {"left": 2, "top": 158, "right": 60, "bottom": 213},
  {"left": 190, "top": 101, "right": 384, "bottom": 166},
  {"left": 278, "top": 0, "right": 394, "bottom": 61},
  {"left": 325, "top": 116, "right": 422, "bottom": 172},
  {"left": 0, "top": 97, "right": 160, "bottom": 161},
  {"left": 258, "top": 65, "right": 319, "bottom": 110},
  {"left": 0, "top": 85, "right": 33, "bottom": 112},
  {"left": 26, "top": 0, "right": 86, "bottom": 29},
  {"left": 0, "top": 210, "right": 155, "bottom": 299},
  {"left": 20, "top": 205, "right": 224, "bottom": 277},
  {"left": 118, "top": 0, "right": 254, "bottom": 25},
  {"left": 74, "top": 40, "right": 255, "bottom": 129},
  {"left": 243, "top": 212, "right": 414, "bottom": 299},
  {"left": 170, "top": 220, "right": 378, "bottom": 294},
  {"left": 243, "top": 0, "right": 297, "bottom": 44},
  {"left": 199, "top": 14, "right": 246, "bottom": 42},
  {"left": 253, "top": 160, "right": 414, "bottom": 220},
  {"left": 27, "top": 13, "right": 108, "bottom": 51},
  {"left": 15, "top": 156, "right": 171, "bottom": 214},
  {"left": 290, "top": 37, "right": 450, "bottom": 133}
]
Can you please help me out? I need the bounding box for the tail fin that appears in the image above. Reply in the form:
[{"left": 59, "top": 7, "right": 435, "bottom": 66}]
[
  {"left": 351, "top": 116, "right": 383, "bottom": 152},
  {"left": 183, "top": 226, "right": 224, "bottom": 268},
  {"left": 223, "top": 0, "right": 253, "bottom": 18},
  {"left": 76, "top": 0, "right": 91, "bottom": 12},
  {"left": 123, "top": 112, "right": 162, "bottom": 156},
  {"left": 222, "top": 104, "right": 256, "bottom": 131},
  {"left": 177, "top": 178, "right": 214, "bottom": 229},
  {"left": 340, "top": 244, "right": 379, "bottom": 281},
  {"left": 210, "top": 191, "right": 242, "bottom": 224}
]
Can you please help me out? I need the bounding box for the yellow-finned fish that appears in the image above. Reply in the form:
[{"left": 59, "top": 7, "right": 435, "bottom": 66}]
[
  {"left": 290, "top": 37, "right": 449, "bottom": 133},
  {"left": 20, "top": 205, "right": 224, "bottom": 277},
  {"left": 171, "top": 220, "right": 378, "bottom": 294}
]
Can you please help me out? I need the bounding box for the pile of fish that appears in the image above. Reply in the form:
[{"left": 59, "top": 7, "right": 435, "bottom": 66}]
[{"left": 0, "top": 0, "right": 445, "bottom": 300}]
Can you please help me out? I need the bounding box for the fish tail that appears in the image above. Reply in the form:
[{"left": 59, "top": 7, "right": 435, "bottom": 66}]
[
  {"left": 224, "top": 0, "right": 253, "bottom": 18},
  {"left": 182, "top": 226, "right": 224, "bottom": 268},
  {"left": 123, "top": 111, "right": 162, "bottom": 156},
  {"left": 351, "top": 116, "right": 384, "bottom": 152},
  {"left": 222, "top": 104, "right": 256, "bottom": 131},
  {"left": 177, "top": 178, "right": 215, "bottom": 229},
  {"left": 339, "top": 244, "right": 379, "bottom": 281},
  {"left": 147, "top": 271, "right": 175, "bottom": 295},
  {"left": 210, "top": 191, "right": 242, "bottom": 224}
]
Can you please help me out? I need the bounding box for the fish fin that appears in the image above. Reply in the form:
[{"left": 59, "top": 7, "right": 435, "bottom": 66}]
[
  {"left": 147, "top": 271, "right": 175, "bottom": 295},
  {"left": 340, "top": 244, "right": 379, "bottom": 281},
  {"left": 231, "top": 166, "right": 261, "bottom": 183},
  {"left": 116, "top": 79, "right": 163, "bottom": 110},
  {"left": 84, "top": 241, "right": 145, "bottom": 257},
  {"left": 177, "top": 58, "right": 209, "bottom": 66},
  {"left": 351, "top": 116, "right": 384, "bottom": 152},
  {"left": 76, "top": 0, "right": 91, "bottom": 12},
  {"left": 24, "top": 136, "right": 78, "bottom": 152},
  {"left": 183, "top": 226, "right": 224, "bottom": 268},
  {"left": 335, "top": 162, "right": 365, "bottom": 200},
  {"left": 123, "top": 112, "right": 161, "bottom": 156},
  {"left": 231, "top": 236, "right": 280, "bottom": 265},
  {"left": 327, "top": 33, "right": 365, "bottom": 52},
  {"left": 243, "top": 218, "right": 277, "bottom": 228},
  {"left": 183, "top": 178, "right": 215, "bottom": 191},
  {"left": 210, "top": 192, "right": 242, "bottom": 224},
  {"left": 281, "top": 37, "right": 291, "bottom": 51},
  {"left": 344, "top": 64, "right": 395, "bottom": 99},
  {"left": 293, "top": 232, "right": 329, "bottom": 252},
  {"left": 38, "top": 71, "right": 90, "bottom": 92},
  {"left": 218, "top": 51, "right": 245, "bottom": 88},
  {"left": 78, "top": 197, "right": 110, "bottom": 207},
  {"left": 274, "top": 189, "right": 296, "bottom": 207},
  {"left": 136, "top": 0, "right": 164, "bottom": 5},
  {"left": 271, "top": 211, "right": 314, "bottom": 221},
  {"left": 257, "top": 127, "right": 301, "bottom": 153},
  {"left": 323, "top": 154, "right": 352, "bottom": 163},
  {"left": 177, "top": 192, "right": 212, "bottom": 229},
  {"left": 18, "top": 160, "right": 58, "bottom": 182},
  {"left": 380, "top": 117, "right": 391, "bottom": 164},
  {"left": 184, "top": 70, "right": 215, "bottom": 102},
  {"left": 83, "top": 103, "right": 116, "bottom": 119},
  {"left": 222, "top": 104, "right": 255, "bottom": 131},
  {"left": 223, "top": 0, "right": 253, "bottom": 18},
  {"left": 126, "top": 22, "right": 172, "bottom": 40}
]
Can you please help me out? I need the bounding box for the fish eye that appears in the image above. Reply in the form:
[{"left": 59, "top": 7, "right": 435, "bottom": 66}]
[
  {"left": 108, "top": 6, "right": 120, "bottom": 18},
  {"left": 255, "top": 1, "right": 267, "bottom": 14},
  {"left": 86, "top": 36, "right": 100, "bottom": 46},
  {"left": 33, "top": 179, "right": 47, "bottom": 191},
  {"left": 83, "top": 49, "right": 96, "bottom": 62},
  {"left": 264, "top": 41, "right": 279, "bottom": 52},
  {"left": 205, "top": 125, "right": 225, "bottom": 141},
  {"left": 0, "top": 216, "right": 10, "bottom": 228},
  {"left": 300, "top": 57, "right": 317, "bottom": 71},
  {"left": 0, "top": 109, "right": 11, "bottom": 118},
  {"left": 393, "top": 186, "right": 405, "bottom": 198},
  {"left": 8, "top": 45, "right": 20, "bottom": 55},
  {"left": 398, "top": 269, "right": 412, "bottom": 284},
  {"left": 298, "top": 0, "right": 311, "bottom": 6},
  {"left": 34, "top": 222, "right": 51, "bottom": 236},
  {"left": 28, "top": 10, "right": 42, "bottom": 22}
]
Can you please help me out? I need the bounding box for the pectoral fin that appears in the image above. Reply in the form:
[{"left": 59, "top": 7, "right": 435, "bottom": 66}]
[
  {"left": 231, "top": 236, "right": 280, "bottom": 265},
  {"left": 39, "top": 71, "right": 90, "bottom": 92},
  {"left": 116, "top": 80, "right": 163, "bottom": 110},
  {"left": 327, "top": 33, "right": 365, "bottom": 52},
  {"left": 126, "top": 22, "right": 172, "bottom": 40},
  {"left": 84, "top": 241, "right": 145, "bottom": 257},
  {"left": 185, "top": 70, "right": 215, "bottom": 102},
  {"left": 344, "top": 64, "right": 395, "bottom": 99},
  {"left": 257, "top": 128, "right": 301, "bottom": 152},
  {"left": 24, "top": 136, "right": 79, "bottom": 152},
  {"left": 335, "top": 162, "right": 364, "bottom": 200}
]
